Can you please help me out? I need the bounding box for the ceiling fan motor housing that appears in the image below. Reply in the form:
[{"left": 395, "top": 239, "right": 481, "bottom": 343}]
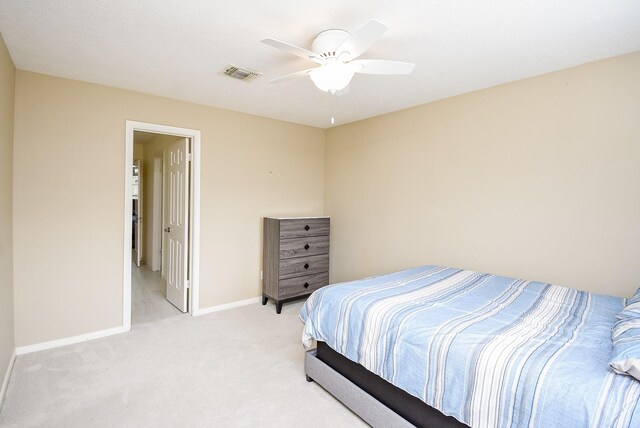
[{"left": 311, "top": 29, "right": 351, "bottom": 58}]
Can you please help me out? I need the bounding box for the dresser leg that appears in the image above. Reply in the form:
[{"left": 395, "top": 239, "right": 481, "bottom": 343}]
[
  {"left": 262, "top": 296, "right": 268, "bottom": 305},
  {"left": 276, "top": 301, "right": 283, "bottom": 314},
  {"left": 306, "top": 375, "right": 314, "bottom": 383}
]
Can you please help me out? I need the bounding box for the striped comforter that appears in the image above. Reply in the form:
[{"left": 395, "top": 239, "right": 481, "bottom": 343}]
[{"left": 300, "top": 265, "right": 640, "bottom": 428}]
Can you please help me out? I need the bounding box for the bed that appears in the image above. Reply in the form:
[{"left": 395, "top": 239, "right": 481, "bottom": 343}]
[{"left": 299, "top": 265, "right": 640, "bottom": 427}]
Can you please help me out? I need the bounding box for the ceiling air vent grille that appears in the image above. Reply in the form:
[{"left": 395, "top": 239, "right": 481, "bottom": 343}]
[{"left": 223, "top": 64, "right": 261, "bottom": 81}]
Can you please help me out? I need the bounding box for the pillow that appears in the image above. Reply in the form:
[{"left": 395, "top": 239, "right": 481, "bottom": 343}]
[
  {"left": 616, "top": 307, "right": 640, "bottom": 321},
  {"left": 612, "top": 316, "right": 640, "bottom": 339},
  {"left": 616, "top": 288, "right": 640, "bottom": 320},
  {"left": 610, "top": 314, "right": 640, "bottom": 381},
  {"left": 616, "top": 289, "right": 640, "bottom": 319},
  {"left": 626, "top": 287, "right": 640, "bottom": 305},
  {"left": 628, "top": 301, "right": 640, "bottom": 312},
  {"left": 616, "top": 305, "right": 640, "bottom": 320}
]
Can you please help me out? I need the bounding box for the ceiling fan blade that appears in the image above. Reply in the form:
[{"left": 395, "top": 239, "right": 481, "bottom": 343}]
[
  {"left": 336, "top": 19, "right": 388, "bottom": 61},
  {"left": 261, "top": 38, "right": 323, "bottom": 64},
  {"left": 350, "top": 59, "right": 415, "bottom": 75},
  {"left": 268, "top": 68, "right": 317, "bottom": 84}
]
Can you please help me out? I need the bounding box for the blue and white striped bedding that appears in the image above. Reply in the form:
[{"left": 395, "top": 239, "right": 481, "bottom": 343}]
[{"left": 300, "top": 265, "right": 640, "bottom": 428}]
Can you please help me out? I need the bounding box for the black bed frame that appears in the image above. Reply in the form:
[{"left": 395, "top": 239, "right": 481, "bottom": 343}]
[{"left": 314, "top": 342, "right": 468, "bottom": 428}]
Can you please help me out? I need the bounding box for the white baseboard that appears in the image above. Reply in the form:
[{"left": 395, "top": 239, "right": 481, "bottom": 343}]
[
  {"left": 15, "top": 326, "right": 129, "bottom": 356},
  {"left": 13, "top": 298, "right": 260, "bottom": 355},
  {"left": 0, "top": 348, "right": 16, "bottom": 409},
  {"left": 12, "top": 298, "right": 260, "bottom": 356},
  {"left": 195, "top": 297, "right": 261, "bottom": 316}
]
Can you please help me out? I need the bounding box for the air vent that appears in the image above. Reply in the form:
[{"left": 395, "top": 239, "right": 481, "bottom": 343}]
[{"left": 223, "top": 64, "right": 261, "bottom": 81}]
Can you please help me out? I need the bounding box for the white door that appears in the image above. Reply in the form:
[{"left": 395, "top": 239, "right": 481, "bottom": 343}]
[
  {"left": 164, "top": 138, "right": 189, "bottom": 312},
  {"left": 133, "top": 160, "right": 143, "bottom": 267}
]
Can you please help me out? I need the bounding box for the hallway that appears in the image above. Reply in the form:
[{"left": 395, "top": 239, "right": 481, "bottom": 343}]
[{"left": 131, "top": 263, "right": 182, "bottom": 324}]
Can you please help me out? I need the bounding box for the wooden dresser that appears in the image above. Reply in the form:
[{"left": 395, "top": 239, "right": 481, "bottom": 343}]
[{"left": 262, "top": 217, "right": 330, "bottom": 313}]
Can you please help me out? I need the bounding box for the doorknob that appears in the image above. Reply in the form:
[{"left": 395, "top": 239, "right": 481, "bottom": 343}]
[{"left": 164, "top": 227, "right": 171, "bottom": 233}]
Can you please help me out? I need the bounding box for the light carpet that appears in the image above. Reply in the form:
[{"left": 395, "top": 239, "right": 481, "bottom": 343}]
[{"left": 0, "top": 302, "right": 367, "bottom": 427}]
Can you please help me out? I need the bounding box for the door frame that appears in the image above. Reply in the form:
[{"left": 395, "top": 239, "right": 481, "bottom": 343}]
[{"left": 124, "top": 121, "right": 201, "bottom": 330}]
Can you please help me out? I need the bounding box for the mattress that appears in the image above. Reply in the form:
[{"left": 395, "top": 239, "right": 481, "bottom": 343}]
[{"left": 299, "top": 265, "right": 640, "bottom": 427}]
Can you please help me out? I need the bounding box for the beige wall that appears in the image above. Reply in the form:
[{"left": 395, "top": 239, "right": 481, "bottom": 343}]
[
  {"left": 0, "top": 33, "right": 15, "bottom": 380},
  {"left": 325, "top": 52, "right": 640, "bottom": 297},
  {"left": 10, "top": 51, "right": 640, "bottom": 348},
  {"left": 133, "top": 142, "right": 143, "bottom": 161},
  {"left": 12, "top": 71, "right": 325, "bottom": 347}
]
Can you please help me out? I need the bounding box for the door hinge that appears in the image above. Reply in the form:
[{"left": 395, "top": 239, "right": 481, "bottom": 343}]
[
  {"left": 186, "top": 280, "right": 190, "bottom": 289},
  {"left": 187, "top": 153, "right": 192, "bottom": 162}
]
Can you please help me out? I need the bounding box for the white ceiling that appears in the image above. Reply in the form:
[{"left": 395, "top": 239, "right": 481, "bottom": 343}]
[{"left": 1, "top": 1, "right": 639, "bottom": 129}]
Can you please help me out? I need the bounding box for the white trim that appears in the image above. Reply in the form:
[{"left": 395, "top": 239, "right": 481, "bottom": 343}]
[
  {"left": 124, "top": 125, "right": 133, "bottom": 330},
  {"left": 125, "top": 121, "right": 202, "bottom": 330},
  {"left": 264, "top": 216, "right": 330, "bottom": 219},
  {"left": 0, "top": 349, "right": 16, "bottom": 409},
  {"left": 194, "top": 297, "right": 261, "bottom": 316},
  {"left": 15, "top": 326, "right": 128, "bottom": 356},
  {"left": 190, "top": 135, "right": 201, "bottom": 314}
]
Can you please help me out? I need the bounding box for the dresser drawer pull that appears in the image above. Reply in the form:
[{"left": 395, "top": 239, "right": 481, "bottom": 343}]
[
  {"left": 304, "top": 244, "right": 310, "bottom": 250},
  {"left": 304, "top": 263, "right": 310, "bottom": 269},
  {"left": 304, "top": 225, "right": 310, "bottom": 231},
  {"left": 303, "top": 282, "right": 310, "bottom": 289}
]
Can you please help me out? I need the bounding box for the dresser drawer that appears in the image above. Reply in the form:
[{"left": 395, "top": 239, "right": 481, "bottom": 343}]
[
  {"left": 279, "top": 271, "right": 329, "bottom": 299},
  {"left": 279, "top": 218, "right": 330, "bottom": 239},
  {"left": 280, "top": 235, "right": 329, "bottom": 259},
  {"left": 279, "top": 253, "right": 329, "bottom": 279}
]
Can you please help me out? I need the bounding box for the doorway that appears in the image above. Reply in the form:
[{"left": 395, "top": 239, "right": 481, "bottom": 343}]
[{"left": 124, "top": 121, "right": 201, "bottom": 330}]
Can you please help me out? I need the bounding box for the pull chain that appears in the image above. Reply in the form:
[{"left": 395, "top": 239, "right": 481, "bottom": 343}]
[{"left": 330, "top": 92, "right": 336, "bottom": 125}]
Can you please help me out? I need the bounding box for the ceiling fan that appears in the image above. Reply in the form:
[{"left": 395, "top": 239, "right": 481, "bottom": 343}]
[{"left": 262, "top": 19, "right": 415, "bottom": 94}]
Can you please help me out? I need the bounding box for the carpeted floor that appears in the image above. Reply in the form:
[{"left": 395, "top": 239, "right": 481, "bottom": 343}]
[{"left": 0, "top": 302, "right": 367, "bottom": 427}]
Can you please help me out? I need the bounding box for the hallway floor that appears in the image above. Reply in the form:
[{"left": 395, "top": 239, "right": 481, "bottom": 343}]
[{"left": 131, "top": 262, "right": 182, "bottom": 324}]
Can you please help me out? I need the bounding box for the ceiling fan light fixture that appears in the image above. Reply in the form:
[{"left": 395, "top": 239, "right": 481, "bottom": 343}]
[
  {"left": 309, "top": 62, "right": 355, "bottom": 93},
  {"left": 263, "top": 19, "right": 414, "bottom": 96}
]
